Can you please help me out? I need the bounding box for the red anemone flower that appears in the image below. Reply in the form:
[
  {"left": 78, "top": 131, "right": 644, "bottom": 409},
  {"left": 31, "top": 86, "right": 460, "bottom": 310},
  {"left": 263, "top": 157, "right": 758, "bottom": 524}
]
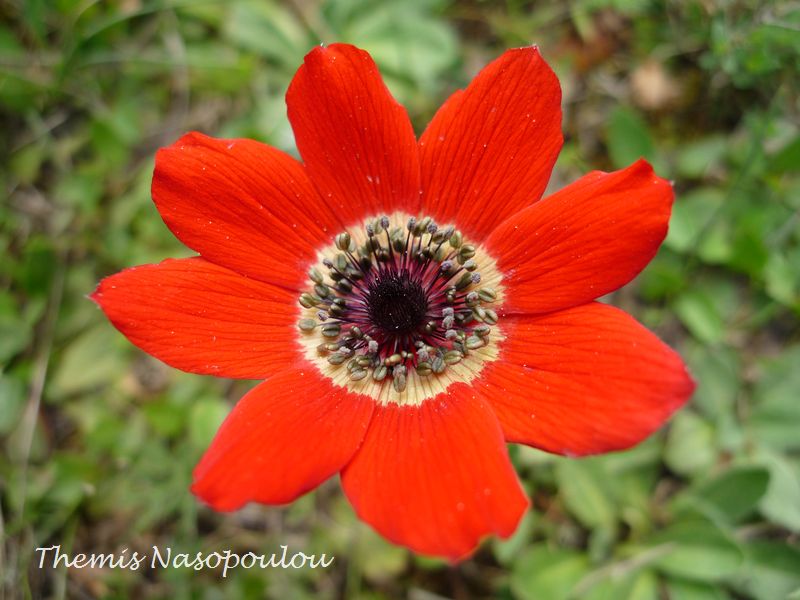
[{"left": 92, "top": 43, "right": 694, "bottom": 560}]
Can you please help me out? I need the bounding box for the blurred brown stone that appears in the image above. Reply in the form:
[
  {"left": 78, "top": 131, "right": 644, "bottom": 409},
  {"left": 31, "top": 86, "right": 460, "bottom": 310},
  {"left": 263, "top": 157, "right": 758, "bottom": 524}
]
[{"left": 631, "top": 59, "right": 681, "bottom": 111}]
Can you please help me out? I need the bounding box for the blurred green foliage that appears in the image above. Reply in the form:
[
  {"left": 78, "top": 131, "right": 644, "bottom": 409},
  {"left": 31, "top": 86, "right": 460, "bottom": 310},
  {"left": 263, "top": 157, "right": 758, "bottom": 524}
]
[{"left": 2, "top": 0, "right": 799, "bottom": 598}]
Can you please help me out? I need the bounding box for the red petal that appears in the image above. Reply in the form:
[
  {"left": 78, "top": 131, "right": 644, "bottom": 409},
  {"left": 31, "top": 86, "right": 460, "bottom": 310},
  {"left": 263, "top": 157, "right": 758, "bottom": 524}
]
[
  {"left": 419, "top": 47, "right": 562, "bottom": 240},
  {"left": 478, "top": 303, "right": 694, "bottom": 456},
  {"left": 486, "top": 160, "right": 674, "bottom": 314},
  {"left": 192, "top": 371, "right": 374, "bottom": 510},
  {"left": 152, "top": 132, "right": 340, "bottom": 290},
  {"left": 287, "top": 44, "right": 421, "bottom": 221},
  {"left": 341, "top": 390, "right": 528, "bottom": 560},
  {"left": 91, "top": 257, "right": 297, "bottom": 379}
]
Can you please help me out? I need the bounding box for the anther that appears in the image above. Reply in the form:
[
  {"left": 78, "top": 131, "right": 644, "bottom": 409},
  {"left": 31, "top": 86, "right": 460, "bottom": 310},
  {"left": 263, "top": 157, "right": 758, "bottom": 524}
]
[
  {"left": 457, "top": 244, "right": 476, "bottom": 263},
  {"left": 473, "top": 324, "right": 491, "bottom": 337},
  {"left": 335, "top": 232, "right": 351, "bottom": 251},
  {"left": 308, "top": 267, "right": 324, "bottom": 284},
  {"left": 455, "top": 272, "right": 474, "bottom": 291},
  {"left": 299, "top": 293, "right": 319, "bottom": 308},
  {"left": 385, "top": 354, "right": 403, "bottom": 366},
  {"left": 466, "top": 336, "right": 485, "bottom": 350},
  {"left": 350, "top": 369, "right": 368, "bottom": 381},
  {"left": 444, "top": 350, "right": 463, "bottom": 365},
  {"left": 478, "top": 288, "right": 497, "bottom": 302},
  {"left": 298, "top": 318, "right": 317, "bottom": 332},
  {"left": 373, "top": 365, "right": 388, "bottom": 381},
  {"left": 321, "top": 323, "right": 341, "bottom": 337},
  {"left": 392, "top": 365, "right": 407, "bottom": 392},
  {"left": 327, "top": 353, "right": 347, "bottom": 365},
  {"left": 416, "top": 362, "right": 432, "bottom": 376}
]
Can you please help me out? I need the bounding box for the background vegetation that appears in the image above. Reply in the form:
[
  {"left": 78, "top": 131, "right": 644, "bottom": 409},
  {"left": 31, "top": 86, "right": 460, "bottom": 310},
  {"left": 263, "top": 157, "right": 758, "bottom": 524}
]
[{"left": 1, "top": 0, "right": 799, "bottom": 598}]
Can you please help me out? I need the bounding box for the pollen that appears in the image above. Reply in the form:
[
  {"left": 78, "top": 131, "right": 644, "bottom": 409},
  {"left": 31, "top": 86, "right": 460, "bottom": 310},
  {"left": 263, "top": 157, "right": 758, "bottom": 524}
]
[{"left": 296, "top": 212, "right": 504, "bottom": 406}]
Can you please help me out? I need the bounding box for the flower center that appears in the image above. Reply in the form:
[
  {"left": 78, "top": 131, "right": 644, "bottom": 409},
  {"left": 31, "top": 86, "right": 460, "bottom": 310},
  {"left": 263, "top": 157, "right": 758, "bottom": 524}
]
[
  {"left": 366, "top": 271, "right": 428, "bottom": 336},
  {"left": 296, "top": 213, "right": 503, "bottom": 405}
]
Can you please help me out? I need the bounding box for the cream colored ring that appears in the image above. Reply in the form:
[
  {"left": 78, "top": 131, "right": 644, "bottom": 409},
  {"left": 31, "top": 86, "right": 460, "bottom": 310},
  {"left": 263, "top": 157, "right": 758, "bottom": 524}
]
[{"left": 296, "top": 212, "right": 505, "bottom": 406}]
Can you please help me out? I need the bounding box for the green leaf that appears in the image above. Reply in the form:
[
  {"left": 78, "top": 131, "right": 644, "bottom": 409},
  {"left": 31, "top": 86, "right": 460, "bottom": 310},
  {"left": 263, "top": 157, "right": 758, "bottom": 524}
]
[
  {"left": 353, "top": 525, "right": 409, "bottom": 583},
  {"left": 53, "top": 169, "right": 104, "bottom": 212},
  {"left": 582, "top": 569, "right": 659, "bottom": 600},
  {"left": 606, "top": 107, "right": 655, "bottom": 169},
  {"left": 343, "top": 2, "right": 457, "bottom": 93},
  {"left": 188, "top": 397, "right": 230, "bottom": 449},
  {"left": 665, "top": 188, "right": 725, "bottom": 254},
  {"left": 556, "top": 459, "right": 617, "bottom": 529},
  {"left": 649, "top": 520, "right": 743, "bottom": 582},
  {"left": 673, "top": 289, "right": 725, "bottom": 344},
  {"left": 751, "top": 346, "right": 800, "bottom": 451},
  {"left": 0, "top": 298, "right": 32, "bottom": 364},
  {"left": 47, "top": 324, "right": 127, "bottom": 399},
  {"left": 764, "top": 252, "right": 800, "bottom": 306},
  {"left": 9, "top": 142, "right": 46, "bottom": 185},
  {"left": 493, "top": 511, "right": 536, "bottom": 566},
  {"left": 511, "top": 546, "right": 589, "bottom": 600},
  {"left": 696, "top": 216, "right": 734, "bottom": 265},
  {"left": 684, "top": 342, "right": 739, "bottom": 423},
  {"left": 0, "top": 373, "right": 26, "bottom": 435},
  {"left": 671, "top": 465, "right": 770, "bottom": 523},
  {"left": 637, "top": 250, "right": 686, "bottom": 300},
  {"left": 142, "top": 398, "right": 188, "bottom": 439},
  {"left": 737, "top": 541, "right": 800, "bottom": 600},
  {"left": 755, "top": 449, "right": 800, "bottom": 532},
  {"left": 676, "top": 136, "right": 728, "bottom": 179},
  {"left": 224, "top": 0, "right": 310, "bottom": 67},
  {"left": 18, "top": 235, "right": 56, "bottom": 296},
  {"left": 664, "top": 411, "right": 716, "bottom": 477},
  {"left": 664, "top": 577, "right": 732, "bottom": 599},
  {"left": 769, "top": 134, "right": 800, "bottom": 175}
]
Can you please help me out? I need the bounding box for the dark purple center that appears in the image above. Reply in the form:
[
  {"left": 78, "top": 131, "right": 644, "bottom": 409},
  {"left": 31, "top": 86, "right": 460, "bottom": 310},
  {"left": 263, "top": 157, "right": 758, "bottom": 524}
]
[{"left": 365, "top": 271, "right": 428, "bottom": 335}]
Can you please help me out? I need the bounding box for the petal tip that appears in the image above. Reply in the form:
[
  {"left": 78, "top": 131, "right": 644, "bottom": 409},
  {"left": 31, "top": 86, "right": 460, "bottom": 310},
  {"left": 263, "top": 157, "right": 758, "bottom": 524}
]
[
  {"left": 189, "top": 478, "right": 244, "bottom": 513},
  {"left": 442, "top": 496, "right": 529, "bottom": 563},
  {"left": 303, "top": 42, "right": 366, "bottom": 66},
  {"left": 156, "top": 131, "right": 212, "bottom": 162},
  {"left": 87, "top": 290, "right": 101, "bottom": 306},
  {"left": 678, "top": 363, "right": 699, "bottom": 405}
]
